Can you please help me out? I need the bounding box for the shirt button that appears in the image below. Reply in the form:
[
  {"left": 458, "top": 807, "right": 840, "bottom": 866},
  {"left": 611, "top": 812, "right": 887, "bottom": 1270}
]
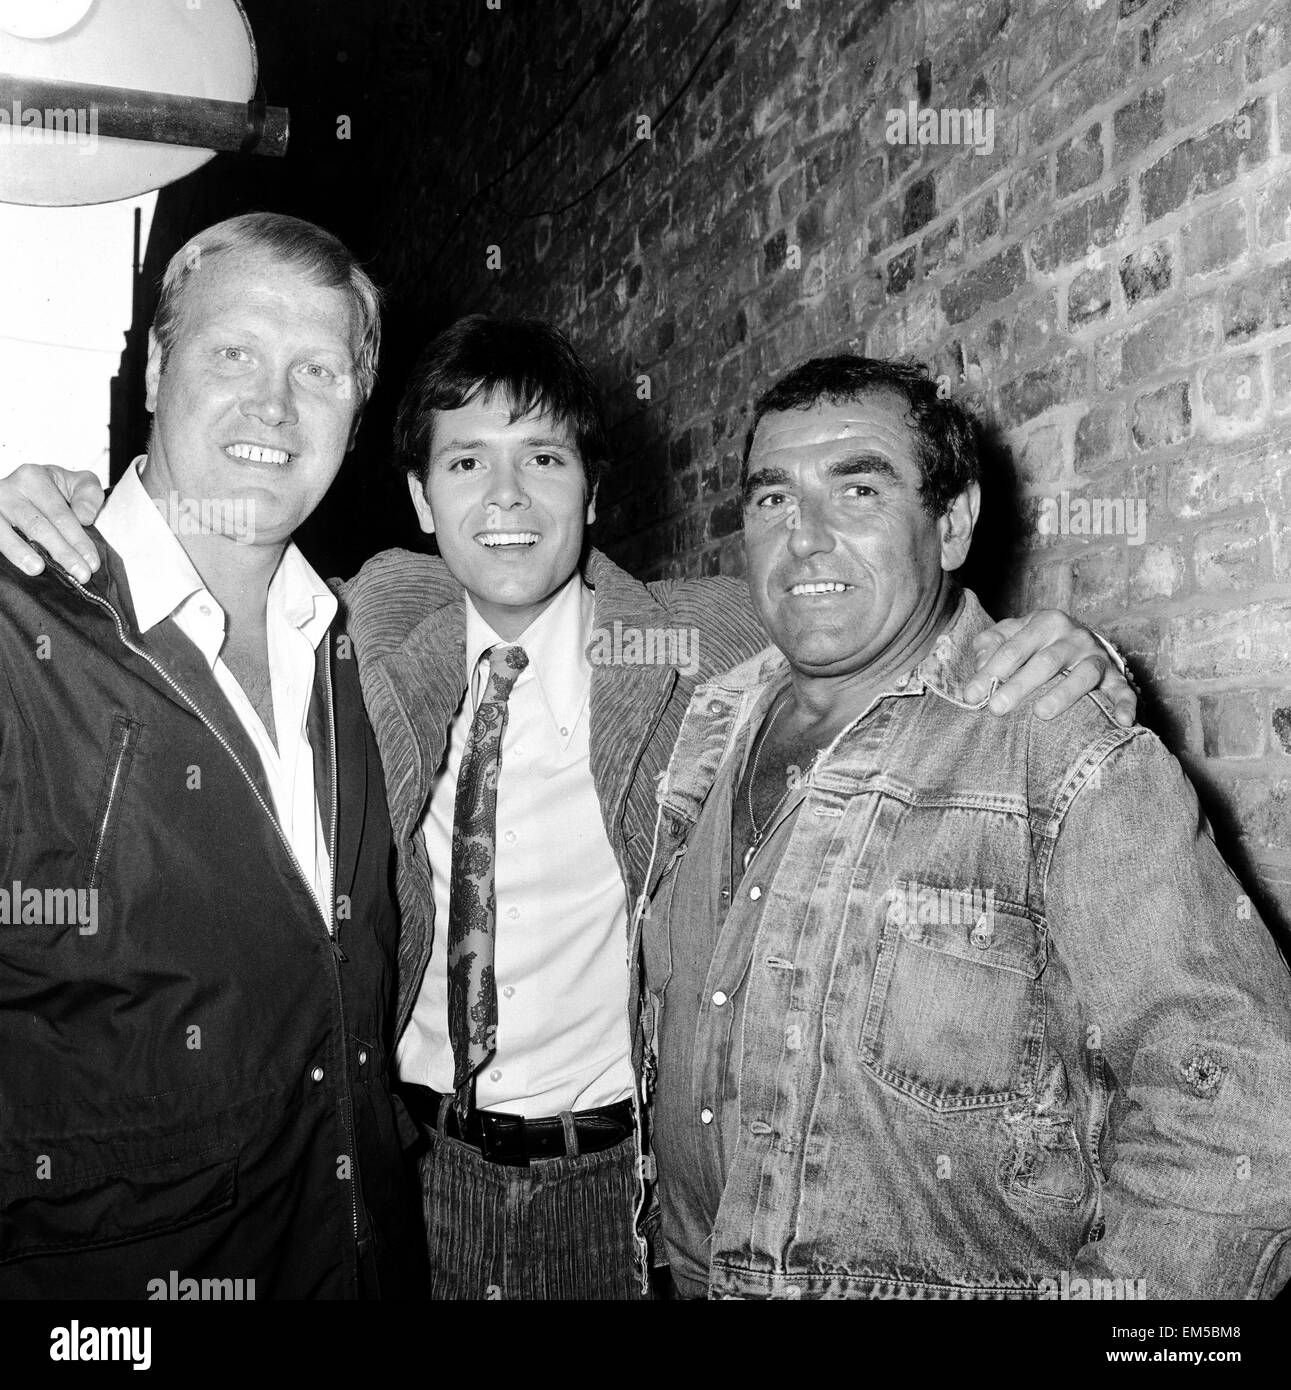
[
  {"left": 507, "top": 907, "right": 519, "bottom": 919},
  {"left": 711, "top": 991, "right": 728, "bottom": 1007},
  {"left": 700, "top": 1107, "right": 714, "bottom": 1125},
  {"left": 357, "top": 1050, "right": 368, "bottom": 1066},
  {"left": 504, "top": 830, "right": 517, "bottom": 843},
  {"left": 749, "top": 886, "right": 763, "bottom": 901},
  {"left": 502, "top": 985, "right": 515, "bottom": 999},
  {"left": 720, "top": 888, "right": 730, "bottom": 900},
  {"left": 199, "top": 604, "right": 212, "bottom": 618},
  {"left": 489, "top": 1068, "right": 502, "bottom": 1082},
  {"left": 311, "top": 1067, "right": 324, "bottom": 1082},
  {"left": 559, "top": 726, "right": 569, "bottom": 737}
]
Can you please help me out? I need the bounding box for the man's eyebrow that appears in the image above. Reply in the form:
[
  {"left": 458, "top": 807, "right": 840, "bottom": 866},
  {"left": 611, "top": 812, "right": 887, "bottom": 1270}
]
[
  {"left": 432, "top": 434, "right": 573, "bottom": 456},
  {"left": 743, "top": 466, "right": 794, "bottom": 497},
  {"left": 827, "top": 454, "right": 901, "bottom": 483}
]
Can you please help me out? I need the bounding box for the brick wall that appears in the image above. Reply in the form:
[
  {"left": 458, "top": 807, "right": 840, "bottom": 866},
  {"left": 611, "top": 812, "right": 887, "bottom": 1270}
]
[{"left": 369, "top": 0, "right": 1291, "bottom": 927}]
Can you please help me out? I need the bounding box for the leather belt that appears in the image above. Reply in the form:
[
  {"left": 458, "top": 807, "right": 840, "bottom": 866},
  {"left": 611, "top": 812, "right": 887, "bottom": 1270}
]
[{"left": 399, "top": 1083, "right": 635, "bottom": 1167}]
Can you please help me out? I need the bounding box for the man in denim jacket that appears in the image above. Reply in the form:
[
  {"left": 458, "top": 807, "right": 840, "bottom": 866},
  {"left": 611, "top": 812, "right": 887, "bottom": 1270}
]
[{"left": 645, "top": 354, "right": 1291, "bottom": 1300}]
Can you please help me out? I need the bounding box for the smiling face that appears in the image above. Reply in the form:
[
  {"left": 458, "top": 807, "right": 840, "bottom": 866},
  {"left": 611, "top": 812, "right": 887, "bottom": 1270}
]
[
  {"left": 142, "top": 247, "right": 362, "bottom": 548},
  {"left": 742, "top": 391, "right": 978, "bottom": 680},
  {"left": 405, "top": 388, "right": 596, "bottom": 640}
]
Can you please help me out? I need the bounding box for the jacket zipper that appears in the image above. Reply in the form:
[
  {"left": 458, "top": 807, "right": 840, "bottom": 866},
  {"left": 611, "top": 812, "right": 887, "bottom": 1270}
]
[
  {"left": 67, "top": 576, "right": 362, "bottom": 1263},
  {"left": 88, "top": 721, "right": 137, "bottom": 888},
  {"left": 322, "top": 653, "right": 361, "bottom": 1251}
]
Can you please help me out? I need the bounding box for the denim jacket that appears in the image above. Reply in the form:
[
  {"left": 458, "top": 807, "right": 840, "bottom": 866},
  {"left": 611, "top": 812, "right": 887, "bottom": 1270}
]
[{"left": 643, "top": 587, "right": 1291, "bottom": 1299}]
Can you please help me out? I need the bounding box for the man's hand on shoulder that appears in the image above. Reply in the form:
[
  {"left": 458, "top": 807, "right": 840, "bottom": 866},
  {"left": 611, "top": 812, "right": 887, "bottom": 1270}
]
[
  {"left": 964, "top": 609, "right": 1137, "bottom": 728},
  {"left": 0, "top": 464, "right": 103, "bottom": 582}
]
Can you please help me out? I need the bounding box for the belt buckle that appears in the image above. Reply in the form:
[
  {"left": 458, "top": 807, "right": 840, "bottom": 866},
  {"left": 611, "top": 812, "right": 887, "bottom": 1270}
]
[{"left": 478, "top": 1111, "right": 525, "bottom": 1165}]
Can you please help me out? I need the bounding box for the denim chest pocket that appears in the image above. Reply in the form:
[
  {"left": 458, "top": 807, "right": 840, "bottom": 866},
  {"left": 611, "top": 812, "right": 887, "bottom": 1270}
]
[{"left": 860, "top": 881, "right": 1047, "bottom": 1112}]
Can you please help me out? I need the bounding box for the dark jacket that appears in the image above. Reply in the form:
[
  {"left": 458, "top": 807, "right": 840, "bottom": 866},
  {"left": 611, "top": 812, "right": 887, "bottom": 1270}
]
[{"left": 0, "top": 537, "right": 426, "bottom": 1299}]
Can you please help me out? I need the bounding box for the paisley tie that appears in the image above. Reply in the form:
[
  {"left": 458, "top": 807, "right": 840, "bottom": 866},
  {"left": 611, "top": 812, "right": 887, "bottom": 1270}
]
[{"left": 447, "top": 643, "right": 529, "bottom": 1114}]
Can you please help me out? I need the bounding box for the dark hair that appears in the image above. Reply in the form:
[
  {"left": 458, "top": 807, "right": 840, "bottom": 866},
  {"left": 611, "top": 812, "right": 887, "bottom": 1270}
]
[
  {"left": 741, "top": 355, "right": 979, "bottom": 517},
  {"left": 395, "top": 314, "right": 608, "bottom": 493}
]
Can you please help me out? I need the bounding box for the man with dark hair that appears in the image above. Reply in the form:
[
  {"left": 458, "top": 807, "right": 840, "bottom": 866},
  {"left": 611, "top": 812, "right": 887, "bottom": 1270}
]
[
  {"left": 0, "top": 319, "right": 1137, "bottom": 1299},
  {"left": 0, "top": 213, "right": 425, "bottom": 1298},
  {"left": 644, "top": 354, "right": 1291, "bottom": 1300}
]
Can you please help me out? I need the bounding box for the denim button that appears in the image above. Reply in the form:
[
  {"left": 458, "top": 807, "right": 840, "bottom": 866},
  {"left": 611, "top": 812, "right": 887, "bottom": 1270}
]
[
  {"left": 489, "top": 1068, "right": 502, "bottom": 1082},
  {"left": 712, "top": 990, "right": 728, "bottom": 1007},
  {"left": 700, "top": 1107, "right": 714, "bottom": 1124},
  {"left": 357, "top": 1049, "right": 368, "bottom": 1066},
  {"left": 311, "top": 1067, "right": 324, "bottom": 1082},
  {"left": 749, "top": 886, "right": 762, "bottom": 901},
  {"left": 971, "top": 915, "right": 994, "bottom": 947},
  {"left": 708, "top": 701, "right": 724, "bottom": 715}
]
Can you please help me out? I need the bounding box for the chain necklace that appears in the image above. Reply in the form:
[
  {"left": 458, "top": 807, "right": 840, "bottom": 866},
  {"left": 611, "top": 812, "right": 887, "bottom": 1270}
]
[{"left": 743, "top": 691, "right": 795, "bottom": 871}]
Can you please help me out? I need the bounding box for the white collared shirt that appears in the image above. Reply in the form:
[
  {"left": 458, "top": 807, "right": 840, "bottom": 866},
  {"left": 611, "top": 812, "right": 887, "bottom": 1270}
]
[
  {"left": 396, "top": 572, "right": 634, "bottom": 1116},
  {"left": 96, "top": 457, "right": 337, "bottom": 929}
]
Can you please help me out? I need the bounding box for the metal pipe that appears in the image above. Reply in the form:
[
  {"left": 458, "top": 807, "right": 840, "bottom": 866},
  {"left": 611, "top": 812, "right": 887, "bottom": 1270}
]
[{"left": 0, "top": 73, "right": 288, "bottom": 155}]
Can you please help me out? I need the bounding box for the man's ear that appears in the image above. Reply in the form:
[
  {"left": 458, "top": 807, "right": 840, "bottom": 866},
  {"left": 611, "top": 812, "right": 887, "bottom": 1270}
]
[
  {"left": 938, "top": 481, "right": 981, "bottom": 572},
  {"left": 144, "top": 329, "right": 163, "bottom": 413},
  {"left": 585, "top": 481, "right": 598, "bottom": 527},
  {"left": 406, "top": 472, "right": 435, "bottom": 535},
  {"left": 346, "top": 406, "right": 364, "bottom": 454}
]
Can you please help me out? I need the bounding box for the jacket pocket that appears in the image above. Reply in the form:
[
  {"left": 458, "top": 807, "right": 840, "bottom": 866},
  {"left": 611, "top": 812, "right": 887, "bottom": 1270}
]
[
  {"left": 82, "top": 715, "right": 142, "bottom": 890},
  {"left": 0, "top": 1142, "right": 238, "bottom": 1264},
  {"left": 860, "top": 880, "right": 1046, "bottom": 1112}
]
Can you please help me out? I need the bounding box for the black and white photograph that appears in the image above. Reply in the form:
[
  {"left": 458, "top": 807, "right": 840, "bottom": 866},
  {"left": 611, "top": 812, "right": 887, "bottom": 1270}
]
[{"left": 0, "top": 0, "right": 1288, "bottom": 1367}]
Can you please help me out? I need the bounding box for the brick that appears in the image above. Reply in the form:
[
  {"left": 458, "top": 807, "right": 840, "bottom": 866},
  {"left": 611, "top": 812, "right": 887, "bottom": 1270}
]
[
  {"left": 1246, "top": 14, "right": 1290, "bottom": 83},
  {"left": 1120, "top": 300, "right": 1217, "bottom": 381},
  {"left": 707, "top": 495, "right": 743, "bottom": 540},
  {"left": 1130, "top": 542, "right": 1186, "bottom": 602},
  {"left": 1181, "top": 199, "right": 1247, "bottom": 277},
  {"left": 998, "top": 349, "right": 1086, "bottom": 427},
  {"left": 1195, "top": 514, "right": 1273, "bottom": 591},
  {"left": 1030, "top": 181, "right": 1130, "bottom": 274},
  {"left": 1141, "top": 100, "right": 1272, "bottom": 225},
  {"left": 1199, "top": 690, "right": 1266, "bottom": 759},
  {"left": 1132, "top": 381, "right": 1192, "bottom": 449},
  {"left": 867, "top": 200, "right": 904, "bottom": 256},
  {"left": 888, "top": 246, "right": 916, "bottom": 294},
  {"left": 1011, "top": 290, "right": 1060, "bottom": 362},
  {"left": 902, "top": 175, "right": 937, "bottom": 237},
  {"left": 1221, "top": 261, "right": 1291, "bottom": 343},
  {"left": 1068, "top": 265, "right": 1113, "bottom": 326},
  {"left": 1072, "top": 547, "right": 1129, "bottom": 613},
  {"left": 965, "top": 188, "right": 1001, "bottom": 244},
  {"left": 1273, "top": 704, "right": 1291, "bottom": 754},
  {"left": 1018, "top": 422, "right": 1068, "bottom": 491},
  {"left": 1075, "top": 404, "right": 1127, "bottom": 467},
  {"left": 1163, "top": 37, "right": 1245, "bottom": 129},
  {"left": 1056, "top": 124, "right": 1104, "bottom": 198},
  {"left": 1119, "top": 238, "right": 1174, "bottom": 306},
  {"left": 763, "top": 229, "right": 788, "bottom": 273},
  {"left": 1170, "top": 601, "right": 1291, "bottom": 679},
  {"left": 1027, "top": 56, "right": 1117, "bottom": 149},
  {"left": 1200, "top": 354, "right": 1266, "bottom": 429},
  {"left": 1169, "top": 433, "right": 1291, "bottom": 517},
  {"left": 1112, "top": 88, "right": 1164, "bottom": 165},
  {"left": 1005, "top": 157, "right": 1049, "bottom": 228},
  {"left": 1231, "top": 779, "right": 1291, "bottom": 853},
  {"left": 1256, "top": 171, "right": 1291, "bottom": 251},
  {"left": 921, "top": 218, "right": 963, "bottom": 275},
  {"left": 941, "top": 243, "right": 1026, "bottom": 323}
]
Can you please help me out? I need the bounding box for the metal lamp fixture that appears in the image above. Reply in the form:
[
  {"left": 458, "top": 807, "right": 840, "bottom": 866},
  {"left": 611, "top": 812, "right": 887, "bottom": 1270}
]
[{"left": 0, "top": 0, "right": 288, "bottom": 206}]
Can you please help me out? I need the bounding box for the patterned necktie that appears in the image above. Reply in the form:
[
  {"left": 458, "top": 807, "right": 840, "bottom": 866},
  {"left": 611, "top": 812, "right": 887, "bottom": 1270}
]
[{"left": 447, "top": 643, "right": 529, "bottom": 1114}]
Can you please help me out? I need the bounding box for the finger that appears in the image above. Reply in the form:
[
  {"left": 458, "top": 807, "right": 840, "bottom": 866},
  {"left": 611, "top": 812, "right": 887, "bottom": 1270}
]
[
  {"left": 6, "top": 469, "right": 100, "bottom": 576},
  {"left": 0, "top": 497, "right": 93, "bottom": 581},
  {"left": 1034, "top": 656, "right": 1102, "bottom": 719},
  {"left": 0, "top": 514, "right": 46, "bottom": 575},
  {"left": 966, "top": 618, "right": 1026, "bottom": 700},
  {"left": 987, "top": 642, "right": 1072, "bottom": 714},
  {"left": 69, "top": 475, "right": 107, "bottom": 530}
]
